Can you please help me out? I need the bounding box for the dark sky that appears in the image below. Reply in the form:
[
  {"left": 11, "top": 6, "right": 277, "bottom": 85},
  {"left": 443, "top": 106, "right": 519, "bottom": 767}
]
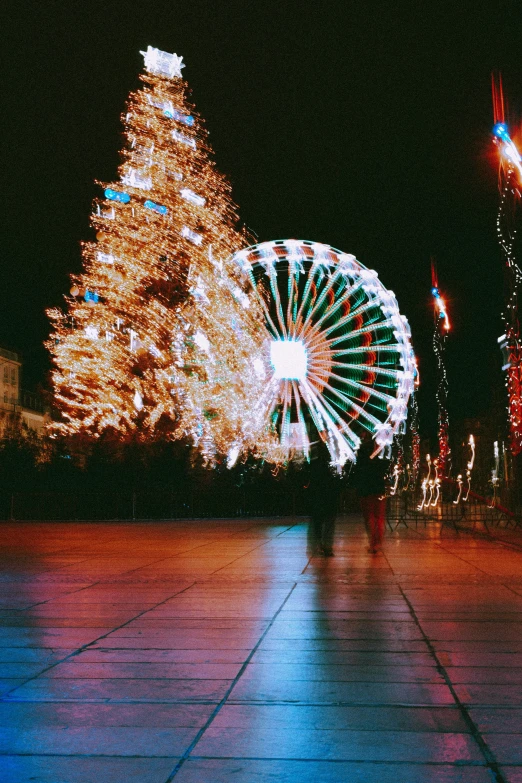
[{"left": 3, "top": 0, "right": 522, "bottom": 439}]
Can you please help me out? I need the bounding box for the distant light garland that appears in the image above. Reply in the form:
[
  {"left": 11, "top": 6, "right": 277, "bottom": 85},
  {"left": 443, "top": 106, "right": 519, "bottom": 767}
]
[
  {"left": 431, "top": 263, "right": 451, "bottom": 477},
  {"left": 489, "top": 439, "right": 500, "bottom": 507},
  {"left": 430, "top": 458, "right": 441, "bottom": 507},
  {"left": 407, "top": 357, "right": 421, "bottom": 488},
  {"left": 462, "top": 434, "right": 475, "bottom": 502},
  {"left": 491, "top": 74, "right": 522, "bottom": 456},
  {"left": 418, "top": 453, "right": 432, "bottom": 510},
  {"left": 495, "top": 150, "right": 522, "bottom": 455}
]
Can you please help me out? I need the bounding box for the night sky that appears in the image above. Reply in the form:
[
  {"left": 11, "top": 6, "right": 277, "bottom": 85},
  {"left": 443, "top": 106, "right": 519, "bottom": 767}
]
[{"left": 3, "top": 1, "right": 522, "bottom": 440}]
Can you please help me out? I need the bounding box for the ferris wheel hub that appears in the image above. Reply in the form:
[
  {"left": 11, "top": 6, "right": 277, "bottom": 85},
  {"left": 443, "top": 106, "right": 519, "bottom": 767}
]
[{"left": 270, "top": 339, "right": 308, "bottom": 380}]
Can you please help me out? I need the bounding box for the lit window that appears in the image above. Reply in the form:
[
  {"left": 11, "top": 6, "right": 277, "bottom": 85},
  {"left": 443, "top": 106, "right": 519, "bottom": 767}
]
[{"left": 11, "top": 369, "right": 16, "bottom": 385}]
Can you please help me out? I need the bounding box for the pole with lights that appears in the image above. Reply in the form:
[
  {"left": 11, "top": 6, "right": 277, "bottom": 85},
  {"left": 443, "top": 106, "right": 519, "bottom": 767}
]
[
  {"left": 408, "top": 357, "right": 421, "bottom": 488},
  {"left": 491, "top": 73, "right": 522, "bottom": 458},
  {"left": 431, "top": 258, "right": 451, "bottom": 476}
]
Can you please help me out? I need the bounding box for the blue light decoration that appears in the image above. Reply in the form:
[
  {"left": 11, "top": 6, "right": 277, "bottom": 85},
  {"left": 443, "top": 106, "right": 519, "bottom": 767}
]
[
  {"left": 493, "top": 122, "right": 510, "bottom": 142},
  {"left": 144, "top": 200, "right": 168, "bottom": 215},
  {"left": 431, "top": 286, "right": 450, "bottom": 331},
  {"left": 104, "top": 188, "right": 131, "bottom": 204},
  {"left": 164, "top": 107, "right": 194, "bottom": 126},
  {"left": 492, "top": 121, "right": 522, "bottom": 180},
  {"left": 84, "top": 290, "right": 99, "bottom": 303}
]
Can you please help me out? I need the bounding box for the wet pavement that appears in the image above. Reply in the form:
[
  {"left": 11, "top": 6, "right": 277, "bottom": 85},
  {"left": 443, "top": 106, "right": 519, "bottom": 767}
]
[{"left": 0, "top": 515, "right": 521, "bottom": 782}]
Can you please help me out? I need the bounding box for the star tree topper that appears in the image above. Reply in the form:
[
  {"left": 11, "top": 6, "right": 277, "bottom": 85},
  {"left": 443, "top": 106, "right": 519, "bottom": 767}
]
[{"left": 140, "top": 46, "right": 185, "bottom": 78}]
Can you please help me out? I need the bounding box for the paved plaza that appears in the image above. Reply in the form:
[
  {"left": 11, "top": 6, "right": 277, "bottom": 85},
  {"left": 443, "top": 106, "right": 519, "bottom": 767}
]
[{"left": 1, "top": 515, "right": 522, "bottom": 782}]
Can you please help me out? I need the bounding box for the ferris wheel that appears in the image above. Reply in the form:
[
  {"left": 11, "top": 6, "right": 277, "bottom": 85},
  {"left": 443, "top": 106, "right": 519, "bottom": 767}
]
[{"left": 231, "top": 239, "right": 415, "bottom": 466}]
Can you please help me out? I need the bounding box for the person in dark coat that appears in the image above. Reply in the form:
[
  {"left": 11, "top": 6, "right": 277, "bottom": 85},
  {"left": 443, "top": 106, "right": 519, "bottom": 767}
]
[
  {"left": 307, "top": 439, "right": 342, "bottom": 557},
  {"left": 351, "top": 432, "right": 389, "bottom": 553}
]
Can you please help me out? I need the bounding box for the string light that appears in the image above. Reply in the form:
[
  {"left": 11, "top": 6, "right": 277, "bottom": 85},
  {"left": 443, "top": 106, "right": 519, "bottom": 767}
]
[
  {"left": 491, "top": 73, "right": 522, "bottom": 456},
  {"left": 489, "top": 439, "right": 500, "bottom": 507},
  {"left": 431, "top": 261, "right": 451, "bottom": 476},
  {"left": 418, "top": 453, "right": 432, "bottom": 510},
  {"left": 462, "top": 434, "right": 475, "bottom": 502},
  {"left": 453, "top": 474, "right": 463, "bottom": 505}
]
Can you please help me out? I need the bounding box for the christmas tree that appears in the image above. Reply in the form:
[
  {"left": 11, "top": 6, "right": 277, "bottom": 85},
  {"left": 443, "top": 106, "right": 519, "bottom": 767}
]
[{"left": 48, "top": 46, "right": 269, "bottom": 464}]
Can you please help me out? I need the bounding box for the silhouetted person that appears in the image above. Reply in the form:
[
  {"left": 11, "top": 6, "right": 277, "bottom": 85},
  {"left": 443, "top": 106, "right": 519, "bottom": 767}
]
[
  {"left": 351, "top": 433, "right": 389, "bottom": 553},
  {"left": 307, "top": 439, "right": 342, "bottom": 557}
]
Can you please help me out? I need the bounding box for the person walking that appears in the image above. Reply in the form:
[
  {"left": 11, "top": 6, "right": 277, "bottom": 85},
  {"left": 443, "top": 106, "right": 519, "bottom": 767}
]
[
  {"left": 307, "top": 439, "right": 342, "bottom": 557},
  {"left": 351, "top": 433, "right": 389, "bottom": 553}
]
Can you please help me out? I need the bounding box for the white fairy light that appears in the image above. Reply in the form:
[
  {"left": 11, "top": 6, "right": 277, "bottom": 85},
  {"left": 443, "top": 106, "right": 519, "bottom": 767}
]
[{"left": 140, "top": 46, "right": 185, "bottom": 79}]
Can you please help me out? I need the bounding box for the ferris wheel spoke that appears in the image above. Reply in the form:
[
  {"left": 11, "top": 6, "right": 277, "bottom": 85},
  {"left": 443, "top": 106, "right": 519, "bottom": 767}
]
[
  {"left": 305, "top": 388, "right": 361, "bottom": 460},
  {"left": 330, "top": 362, "right": 400, "bottom": 380},
  {"left": 321, "top": 301, "right": 381, "bottom": 339},
  {"left": 326, "top": 318, "right": 397, "bottom": 349},
  {"left": 295, "top": 270, "right": 325, "bottom": 334},
  {"left": 301, "top": 276, "right": 363, "bottom": 336},
  {"left": 332, "top": 344, "right": 400, "bottom": 357},
  {"left": 302, "top": 283, "right": 369, "bottom": 344},
  {"left": 306, "top": 370, "right": 381, "bottom": 428},
  {"left": 294, "top": 266, "right": 334, "bottom": 328},
  {"left": 300, "top": 380, "right": 358, "bottom": 456},
  {"left": 287, "top": 272, "right": 301, "bottom": 337},
  {"left": 267, "top": 268, "right": 288, "bottom": 338},
  {"left": 308, "top": 356, "right": 334, "bottom": 372},
  {"left": 307, "top": 287, "right": 365, "bottom": 337},
  {"left": 295, "top": 269, "right": 321, "bottom": 327},
  {"left": 307, "top": 363, "right": 331, "bottom": 382},
  {"left": 299, "top": 382, "right": 328, "bottom": 433},
  {"left": 291, "top": 379, "right": 308, "bottom": 437},
  {"left": 325, "top": 370, "right": 397, "bottom": 405}
]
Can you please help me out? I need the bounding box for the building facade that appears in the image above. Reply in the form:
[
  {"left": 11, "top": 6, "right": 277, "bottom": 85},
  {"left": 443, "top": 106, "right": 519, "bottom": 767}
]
[{"left": 0, "top": 347, "right": 49, "bottom": 436}]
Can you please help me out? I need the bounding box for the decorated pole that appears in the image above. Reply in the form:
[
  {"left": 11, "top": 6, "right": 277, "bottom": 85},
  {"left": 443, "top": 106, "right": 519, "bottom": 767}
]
[
  {"left": 491, "top": 73, "right": 522, "bottom": 458},
  {"left": 431, "top": 258, "right": 451, "bottom": 476}
]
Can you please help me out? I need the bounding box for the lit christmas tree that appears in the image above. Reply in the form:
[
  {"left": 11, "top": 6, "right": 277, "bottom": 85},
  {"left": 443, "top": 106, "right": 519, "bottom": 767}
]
[{"left": 48, "top": 46, "right": 269, "bottom": 462}]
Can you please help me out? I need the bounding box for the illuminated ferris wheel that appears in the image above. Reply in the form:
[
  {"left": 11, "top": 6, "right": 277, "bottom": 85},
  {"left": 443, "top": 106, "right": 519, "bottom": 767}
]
[{"left": 232, "top": 240, "right": 415, "bottom": 466}]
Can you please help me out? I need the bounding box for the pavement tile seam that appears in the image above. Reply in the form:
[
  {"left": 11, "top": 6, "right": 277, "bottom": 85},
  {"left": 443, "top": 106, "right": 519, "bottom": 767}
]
[
  {"left": 183, "top": 754, "right": 491, "bottom": 767},
  {"left": 398, "top": 585, "right": 510, "bottom": 780},
  {"left": 225, "top": 699, "right": 455, "bottom": 707},
  {"left": 0, "top": 752, "right": 183, "bottom": 758},
  {"left": 0, "top": 580, "right": 198, "bottom": 701},
  {"left": 5, "top": 699, "right": 223, "bottom": 706},
  {"left": 0, "top": 753, "right": 496, "bottom": 765},
  {"left": 202, "top": 524, "right": 301, "bottom": 579},
  {"left": 159, "top": 575, "right": 299, "bottom": 783},
  {"left": 117, "top": 532, "right": 268, "bottom": 576}
]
